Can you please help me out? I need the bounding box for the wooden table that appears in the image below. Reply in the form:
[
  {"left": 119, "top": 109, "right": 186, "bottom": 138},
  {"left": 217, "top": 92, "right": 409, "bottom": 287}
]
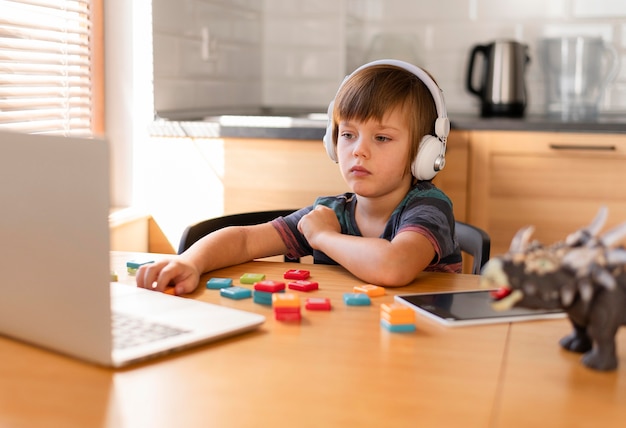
[{"left": 0, "top": 252, "right": 624, "bottom": 427}]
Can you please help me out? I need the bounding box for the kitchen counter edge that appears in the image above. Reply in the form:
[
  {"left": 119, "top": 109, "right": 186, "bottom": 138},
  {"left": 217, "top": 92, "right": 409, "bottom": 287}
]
[{"left": 148, "top": 113, "right": 626, "bottom": 140}]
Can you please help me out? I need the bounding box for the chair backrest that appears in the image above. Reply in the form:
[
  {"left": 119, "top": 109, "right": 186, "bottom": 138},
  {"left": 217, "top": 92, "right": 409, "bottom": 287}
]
[
  {"left": 455, "top": 221, "right": 491, "bottom": 275},
  {"left": 178, "top": 210, "right": 298, "bottom": 260}
]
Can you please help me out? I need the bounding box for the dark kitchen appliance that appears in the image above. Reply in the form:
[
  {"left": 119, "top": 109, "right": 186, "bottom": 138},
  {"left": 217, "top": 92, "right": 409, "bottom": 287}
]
[{"left": 466, "top": 40, "right": 530, "bottom": 117}]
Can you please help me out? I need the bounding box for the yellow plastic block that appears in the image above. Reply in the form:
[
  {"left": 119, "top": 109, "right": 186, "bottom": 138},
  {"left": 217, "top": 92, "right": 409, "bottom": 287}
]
[
  {"left": 272, "top": 292, "right": 301, "bottom": 308},
  {"left": 353, "top": 284, "right": 386, "bottom": 297}
]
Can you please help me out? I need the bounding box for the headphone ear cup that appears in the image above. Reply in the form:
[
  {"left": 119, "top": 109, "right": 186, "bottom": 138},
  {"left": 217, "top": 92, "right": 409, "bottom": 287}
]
[
  {"left": 412, "top": 135, "right": 445, "bottom": 180},
  {"left": 323, "top": 100, "right": 338, "bottom": 162}
]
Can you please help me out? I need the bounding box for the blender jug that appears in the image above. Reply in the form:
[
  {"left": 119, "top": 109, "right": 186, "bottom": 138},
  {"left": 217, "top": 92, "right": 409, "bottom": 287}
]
[{"left": 539, "top": 36, "right": 619, "bottom": 120}]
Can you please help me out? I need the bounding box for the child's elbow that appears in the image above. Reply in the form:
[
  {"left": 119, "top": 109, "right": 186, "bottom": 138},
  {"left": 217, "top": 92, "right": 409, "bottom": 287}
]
[{"left": 373, "top": 269, "right": 418, "bottom": 288}]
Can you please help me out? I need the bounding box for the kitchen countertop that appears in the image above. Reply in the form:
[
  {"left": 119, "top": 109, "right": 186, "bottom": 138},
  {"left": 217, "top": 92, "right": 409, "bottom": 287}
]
[{"left": 149, "top": 110, "right": 626, "bottom": 140}]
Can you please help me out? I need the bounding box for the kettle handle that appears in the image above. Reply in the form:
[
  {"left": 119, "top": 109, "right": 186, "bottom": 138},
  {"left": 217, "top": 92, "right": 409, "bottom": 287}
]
[{"left": 466, "top": 44, "right": 488, "bottom": 97}]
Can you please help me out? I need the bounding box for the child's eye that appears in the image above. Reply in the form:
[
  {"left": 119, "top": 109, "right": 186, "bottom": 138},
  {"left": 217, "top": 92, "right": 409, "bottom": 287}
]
[
  {"left": 340, "top": 132, "right": 355, "bottom": 140},
  {"left": 375, "top": 135, "right": 391, "bottom": 142}
]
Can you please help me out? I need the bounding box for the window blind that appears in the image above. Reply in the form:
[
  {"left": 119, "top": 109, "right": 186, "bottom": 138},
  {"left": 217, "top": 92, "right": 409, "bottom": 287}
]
[{"left": 0, "top": 0, "right": 94, "bottom": 136}]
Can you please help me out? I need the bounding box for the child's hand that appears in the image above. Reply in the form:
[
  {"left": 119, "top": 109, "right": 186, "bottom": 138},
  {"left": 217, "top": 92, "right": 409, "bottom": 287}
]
[
  {"left": 297, "top": 205, "right": 341, "bottom": 249},
  {"left": 135, "top": 258, "right": 201, "bottom": 295}
]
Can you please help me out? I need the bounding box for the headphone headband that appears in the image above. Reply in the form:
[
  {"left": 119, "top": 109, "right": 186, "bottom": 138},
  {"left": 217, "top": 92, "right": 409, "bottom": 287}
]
[{"left": 348, "top": 59, "right": 449, "bottom": 136}]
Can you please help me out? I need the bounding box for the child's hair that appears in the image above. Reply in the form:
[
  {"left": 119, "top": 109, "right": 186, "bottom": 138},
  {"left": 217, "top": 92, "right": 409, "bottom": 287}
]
[{"left": 331, "top": 64, "right": 438, "bottom": 177}]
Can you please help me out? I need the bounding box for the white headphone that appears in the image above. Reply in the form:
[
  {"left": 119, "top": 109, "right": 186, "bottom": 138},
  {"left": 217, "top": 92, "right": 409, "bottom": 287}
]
[{"left": 322, "top": 59, "right": 450, "bottom": 181}]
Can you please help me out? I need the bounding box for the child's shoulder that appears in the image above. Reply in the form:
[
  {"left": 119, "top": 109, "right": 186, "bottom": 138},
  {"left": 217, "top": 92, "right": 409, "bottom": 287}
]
[{"left": 405, "top": 181, "right": 452, "bottom": 206}]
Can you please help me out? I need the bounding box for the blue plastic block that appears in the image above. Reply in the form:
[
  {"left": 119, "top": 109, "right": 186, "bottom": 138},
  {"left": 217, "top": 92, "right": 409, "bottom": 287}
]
[
  {"left": 220, "top": 286, "right": 252, "bottom": 300},
  {"left": 206, "top": 277, "right": 233, "bottom": 290},
  {"left": 380, "top": 319, "right": 416, "bottom": 333},
  {"left": 343, "top": 293, "right": 371, "bottom": 306},
  {"left": 253, "top": 290, "right": 273, "bottom": 305},
  {"left": 253, "top": 289, "right": 285, "bottom": 305},
  {"left": 126, "top": 259, "right": 154, "bottom": 269}
]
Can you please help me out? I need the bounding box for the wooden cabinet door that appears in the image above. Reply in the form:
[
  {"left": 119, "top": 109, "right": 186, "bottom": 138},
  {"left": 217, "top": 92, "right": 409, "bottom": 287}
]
[
  {"left": 223, "top": 138, "right": 348, "bottom": 214},
  {"left": 468, "top": 131, "right": 626, "bottom": 256},
  {"left": 432, "top": 130, "right": 469, "bottom": 222}
]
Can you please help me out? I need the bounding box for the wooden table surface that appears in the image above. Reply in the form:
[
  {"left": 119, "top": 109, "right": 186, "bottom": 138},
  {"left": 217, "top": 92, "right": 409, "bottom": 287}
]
[{"left": 0, "top": 252, "right": 624, "bottom": 428}]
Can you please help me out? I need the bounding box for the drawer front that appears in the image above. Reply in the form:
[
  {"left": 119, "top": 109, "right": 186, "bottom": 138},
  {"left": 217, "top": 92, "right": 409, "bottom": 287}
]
[{"left": 468, "top": 131, "right": 626, "bottom": 256}]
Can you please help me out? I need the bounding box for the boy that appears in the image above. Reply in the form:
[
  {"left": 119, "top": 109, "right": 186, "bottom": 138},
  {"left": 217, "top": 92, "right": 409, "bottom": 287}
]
[{"left": 137, "top": 60, "right": 462, "bottom": 295}]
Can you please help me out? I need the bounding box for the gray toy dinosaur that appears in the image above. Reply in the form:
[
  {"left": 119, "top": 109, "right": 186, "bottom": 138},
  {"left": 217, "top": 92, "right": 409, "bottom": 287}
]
[{"left": 480, "top": 207, "right": 626, "bottom": 371}]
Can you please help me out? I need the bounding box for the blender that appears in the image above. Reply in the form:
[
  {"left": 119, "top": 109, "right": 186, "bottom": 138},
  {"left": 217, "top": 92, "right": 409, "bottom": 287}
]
[{"left": 539, "top": 36, "right": 619, "bottom": 121}]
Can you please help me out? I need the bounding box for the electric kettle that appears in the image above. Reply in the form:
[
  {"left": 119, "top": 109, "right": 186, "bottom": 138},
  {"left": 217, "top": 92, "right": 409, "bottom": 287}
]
[{"left": 466, "top": 40, "right": 530, "bottom": 117}]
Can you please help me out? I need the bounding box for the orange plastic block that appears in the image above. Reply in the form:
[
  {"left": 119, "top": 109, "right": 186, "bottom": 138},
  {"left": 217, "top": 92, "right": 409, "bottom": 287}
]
[
  {"left": 380, "top": 303, "right": 416, "bottom": 324},
  {"left": 353, "top": 284, "right": 386, "bottom": 297},
  {"left": 272, "top": 292, "right": 300, "bottom": 308},
  {"left": 380, "top": 310, "right": 416, "bottom": 325}
]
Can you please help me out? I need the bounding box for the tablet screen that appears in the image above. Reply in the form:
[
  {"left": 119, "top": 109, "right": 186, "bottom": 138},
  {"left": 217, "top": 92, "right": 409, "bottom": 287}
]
[{"left": 394, "top": 290, "right": 565, "bottom": 327}]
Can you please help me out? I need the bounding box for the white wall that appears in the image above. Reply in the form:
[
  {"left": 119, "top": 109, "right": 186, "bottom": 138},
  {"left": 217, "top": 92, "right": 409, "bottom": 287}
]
[
  {"left": 152, "top": 0, "right": 626, "bottom": 117},
  {"left": 344, "top": 0, "right": 626, "bottom": 114},
  {"left": 151, "top": 0, "right": 264, "bottom": 119}
]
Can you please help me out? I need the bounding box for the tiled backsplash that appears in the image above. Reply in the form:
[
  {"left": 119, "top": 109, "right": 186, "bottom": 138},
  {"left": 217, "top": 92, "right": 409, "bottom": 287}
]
[{"left": 152, "top": 0, "right": 626, "bottom": 118}]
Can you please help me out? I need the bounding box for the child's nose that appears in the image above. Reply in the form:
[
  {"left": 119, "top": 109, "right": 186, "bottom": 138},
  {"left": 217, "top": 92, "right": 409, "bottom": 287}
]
[{"left": 352, "top": 136, "right": 370, "bottom": 157}]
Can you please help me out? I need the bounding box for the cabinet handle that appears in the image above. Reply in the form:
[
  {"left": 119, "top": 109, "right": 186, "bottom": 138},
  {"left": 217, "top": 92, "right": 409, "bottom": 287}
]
[{"left": 549, "top": 144, "right": 616, "bottom": 151}]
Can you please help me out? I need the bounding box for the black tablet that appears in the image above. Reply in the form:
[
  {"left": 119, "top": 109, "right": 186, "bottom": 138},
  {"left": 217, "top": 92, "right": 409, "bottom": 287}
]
[{"left": 394, "top": 290, "right": 565, "bottom": 327}]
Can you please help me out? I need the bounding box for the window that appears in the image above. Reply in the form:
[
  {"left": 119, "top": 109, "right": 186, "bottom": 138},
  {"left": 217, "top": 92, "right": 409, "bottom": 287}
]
[{"left": 0, "top": 0, "right": 102, "bottom": 136}]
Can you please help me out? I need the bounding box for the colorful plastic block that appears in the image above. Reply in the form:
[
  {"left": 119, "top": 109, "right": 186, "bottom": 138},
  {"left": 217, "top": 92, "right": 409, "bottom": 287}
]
[
  {"left": 288, "top": 280, "right": 319, "bottom": 292},
  {"left": 240, "top": 273, "right": 266, "bottom": 284},
  {"left": 253, "top": 280, "right": 286, "bottom": 292},
  {"left": 305, "top": 297, "right": 332, "bottom": 311},
  {"left": 380, "top": 310, "right": 416, "bottom": 325},
  {"left": 343, "top": 293, "right": 371, "bottom": 306},
  {"left": 272, "top": 292, "right": 300, "bottom": 308},
  {"left": 126, "top": 259, "right": 154, "bottom": 270},
  {"left": 206, "top": 277, "right": 233, "bottom": 290},
  {"left": 353, "top": 284, "right": 386, "bottom": 297},
  {"left": 274, "top": 307, "right": 300, "bottom": 315},
  {"left": 380, "top": 319, "right": 416, "bottom": 333},
  {"left": 126, "top": 259, "right": 154, "bottom": 276},
  {"left": 220, "top": 286, "right": 252, "bottom": 300},
  {"left": 253, "top": 290, "right": 274, "bottom": 305},
  {"left": 284, "top": 269, "right": 310, "bottom": 280},
  {"left": 275, "top": 311, "right": 302, "bottom": 321},
  {"left": 380, "top": 303, "right": 416, "bottom": 324}
]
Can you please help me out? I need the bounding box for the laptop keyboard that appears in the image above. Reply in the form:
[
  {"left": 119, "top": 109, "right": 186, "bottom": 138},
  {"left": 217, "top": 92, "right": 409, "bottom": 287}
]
[{"left": 112, "top": 312, "right": 190, "bottom": 350}]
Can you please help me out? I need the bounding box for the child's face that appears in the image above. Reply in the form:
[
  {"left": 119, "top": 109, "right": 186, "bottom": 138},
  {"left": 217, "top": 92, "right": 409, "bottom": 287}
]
[{"left": 336, "top": 105, "right": 413, "bottom": 199}]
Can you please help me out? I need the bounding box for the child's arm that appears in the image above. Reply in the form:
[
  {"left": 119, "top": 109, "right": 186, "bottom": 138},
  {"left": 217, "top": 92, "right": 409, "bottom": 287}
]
[
  {"left": 298, "top": 206, "right": 434, "bottom": 286},
  {"left": 136, "top": 222, "right": 288, "bottom": 294}
]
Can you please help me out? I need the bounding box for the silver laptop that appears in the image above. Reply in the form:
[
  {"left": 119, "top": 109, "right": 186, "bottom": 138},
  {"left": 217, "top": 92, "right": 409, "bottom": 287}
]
[{"left": 0, "top": 130, "right": 264, "bottom": 367}]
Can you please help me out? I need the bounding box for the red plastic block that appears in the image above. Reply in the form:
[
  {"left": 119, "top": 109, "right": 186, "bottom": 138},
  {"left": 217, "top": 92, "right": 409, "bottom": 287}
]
[
  {"left": 288, "top": 280, "right": 319, "bottom": 292},
  {"left": 275, "top": 311, "right": 302, "bottom": 321},
  {"left": 253, "top": 280, "right": 286, "bottom": 292},
  {"left": 284, "top": 269, "right": 310, "bottom": 280},
  {"left": 305, "top": 297, "right": 332, "bottom": 311}
]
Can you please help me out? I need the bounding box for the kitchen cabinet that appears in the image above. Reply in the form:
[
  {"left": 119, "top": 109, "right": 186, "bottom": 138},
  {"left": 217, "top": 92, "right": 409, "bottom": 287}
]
[
  {"left": 466, "top": 131, "right": 626, "bottom": 256},
  {"left": 432, "top": 130, "right": 469, "bottom": 222},
  {"left": 223, "top": 138, "right": 348, "bottom": 214}
]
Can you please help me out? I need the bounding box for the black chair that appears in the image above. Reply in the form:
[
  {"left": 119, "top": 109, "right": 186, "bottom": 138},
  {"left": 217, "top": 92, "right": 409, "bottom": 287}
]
[
  {"left": 178, "top": 209, "right": 299, "bottom": 261},
  {"left": 455, "top": 221, "right": 491, "bottom": 275}
]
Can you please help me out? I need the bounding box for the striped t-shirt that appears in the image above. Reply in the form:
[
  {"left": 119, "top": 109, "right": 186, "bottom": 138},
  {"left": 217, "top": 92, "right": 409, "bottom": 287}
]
[{"left": 271, "top": 181, "right": 462, "bottom": 273}]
